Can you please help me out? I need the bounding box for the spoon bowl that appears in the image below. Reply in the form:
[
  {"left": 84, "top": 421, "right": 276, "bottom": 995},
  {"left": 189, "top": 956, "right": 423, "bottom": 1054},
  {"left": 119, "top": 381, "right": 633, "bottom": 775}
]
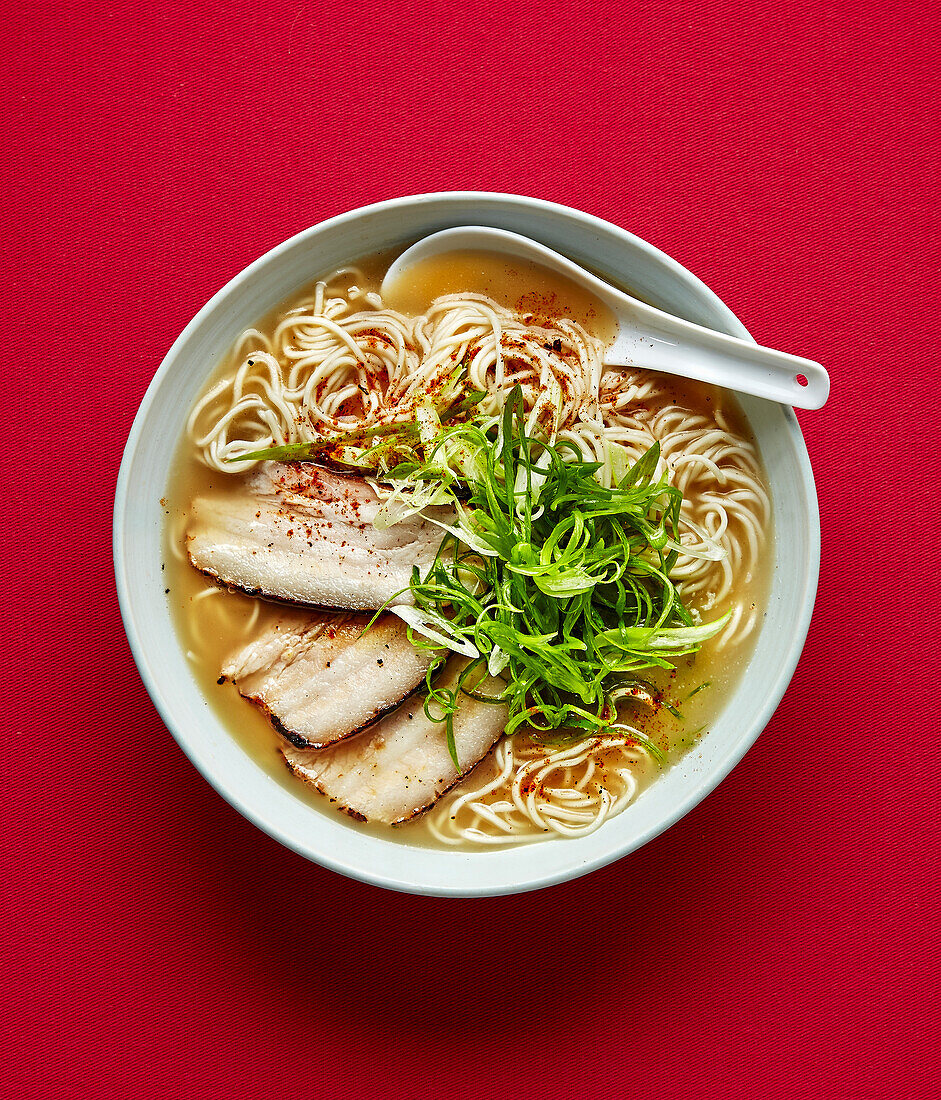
[{"left": 382, "top": 226, "right": 829, "bottom": 409}]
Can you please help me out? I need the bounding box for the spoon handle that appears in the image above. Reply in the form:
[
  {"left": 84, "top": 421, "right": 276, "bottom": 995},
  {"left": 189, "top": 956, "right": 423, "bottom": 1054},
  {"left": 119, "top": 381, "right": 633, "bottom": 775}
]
[{"left": 609, "top": 303, "right": 829, "bottom": 410}]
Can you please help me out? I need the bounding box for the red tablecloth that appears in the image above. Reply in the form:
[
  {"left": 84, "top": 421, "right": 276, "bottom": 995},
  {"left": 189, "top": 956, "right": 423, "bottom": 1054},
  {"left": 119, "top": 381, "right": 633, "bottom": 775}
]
[{"left": 5, "top": 1, "right": 938, "bottom": 1096}]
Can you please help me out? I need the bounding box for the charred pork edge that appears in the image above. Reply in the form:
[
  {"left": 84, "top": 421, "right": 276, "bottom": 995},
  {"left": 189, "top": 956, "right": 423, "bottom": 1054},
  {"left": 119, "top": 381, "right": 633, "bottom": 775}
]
[
  {"left": 222, "top": 676, "right": 429, "bottom": 751},
  {"left": 187, "top": 556, "right": 408, "bottom": 614}
]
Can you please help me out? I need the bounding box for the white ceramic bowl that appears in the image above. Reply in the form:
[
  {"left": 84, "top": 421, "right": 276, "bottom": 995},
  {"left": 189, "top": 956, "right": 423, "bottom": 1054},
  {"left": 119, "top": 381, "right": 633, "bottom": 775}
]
[{"left": 114, "top": 192, "right": 819, "bottom": 896}]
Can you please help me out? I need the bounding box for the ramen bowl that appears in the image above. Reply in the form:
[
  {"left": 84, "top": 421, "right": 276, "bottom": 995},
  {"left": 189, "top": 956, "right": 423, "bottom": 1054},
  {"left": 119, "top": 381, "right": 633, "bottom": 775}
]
[{"left": 113, "top": 192, "right": 819, "bottom": 896}]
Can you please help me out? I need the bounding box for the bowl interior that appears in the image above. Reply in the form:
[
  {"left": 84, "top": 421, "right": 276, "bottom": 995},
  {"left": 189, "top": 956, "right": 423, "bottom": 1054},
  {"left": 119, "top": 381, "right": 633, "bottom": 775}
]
[{"left": 114, "top": 193, "right": 819, "bottom": 896}]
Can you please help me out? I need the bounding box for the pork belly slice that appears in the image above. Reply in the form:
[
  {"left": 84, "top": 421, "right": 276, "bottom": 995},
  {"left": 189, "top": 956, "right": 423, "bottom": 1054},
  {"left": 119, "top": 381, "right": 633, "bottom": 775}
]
[
  {"left": 221, "top": 611, "right": 435, "bottom": 750},
  {"left": 187, "top": 462, "right": 447, "bottom": 611},
  {"left": 282, "top": 660, "right": 508, "bottom": 825}
]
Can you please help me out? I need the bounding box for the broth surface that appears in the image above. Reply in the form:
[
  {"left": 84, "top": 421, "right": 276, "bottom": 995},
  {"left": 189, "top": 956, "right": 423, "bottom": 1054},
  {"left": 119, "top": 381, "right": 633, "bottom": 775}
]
[{"left": 383, "top": 248, "right": 619, "bottom": 344}]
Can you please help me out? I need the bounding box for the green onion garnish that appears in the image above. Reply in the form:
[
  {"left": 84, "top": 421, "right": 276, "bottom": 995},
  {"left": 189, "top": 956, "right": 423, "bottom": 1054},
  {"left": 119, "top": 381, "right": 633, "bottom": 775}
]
[
  {"left": 371, "top": 387, "right": 729, "bottom": 763},
  {"left": 233, "top": 384, "right": 729, "bottom": 769}
]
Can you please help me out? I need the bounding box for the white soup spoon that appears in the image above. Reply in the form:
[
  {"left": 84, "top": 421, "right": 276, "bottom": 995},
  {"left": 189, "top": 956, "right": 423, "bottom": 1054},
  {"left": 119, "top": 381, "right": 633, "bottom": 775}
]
[{"left": 381, "top": 226, "right": 829, "bottom": 409}]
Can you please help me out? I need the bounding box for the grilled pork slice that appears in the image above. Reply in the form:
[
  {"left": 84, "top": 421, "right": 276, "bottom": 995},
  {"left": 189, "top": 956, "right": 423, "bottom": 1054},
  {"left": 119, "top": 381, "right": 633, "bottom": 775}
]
[
  {"left": 220, "top": 611, "right": 434, "bottom": 750},
  {"left": 187, "top": 463, "right": 447, "bottom": 610},
  {"left": 282, "top": 660, "right": 508, "bottom": 825}
]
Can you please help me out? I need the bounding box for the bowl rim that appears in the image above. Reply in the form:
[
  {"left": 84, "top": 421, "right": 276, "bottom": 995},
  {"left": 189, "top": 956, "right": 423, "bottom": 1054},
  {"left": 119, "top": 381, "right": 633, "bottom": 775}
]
[{"left": 114, "top": 191, "right": 820, "bottom": 895}]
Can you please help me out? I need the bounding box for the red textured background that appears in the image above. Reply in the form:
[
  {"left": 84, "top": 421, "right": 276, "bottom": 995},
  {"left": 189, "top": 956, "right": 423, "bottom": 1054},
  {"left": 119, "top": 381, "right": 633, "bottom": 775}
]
[{"left": 3, "top": 1, "right": 938, "bottom": 1097}]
